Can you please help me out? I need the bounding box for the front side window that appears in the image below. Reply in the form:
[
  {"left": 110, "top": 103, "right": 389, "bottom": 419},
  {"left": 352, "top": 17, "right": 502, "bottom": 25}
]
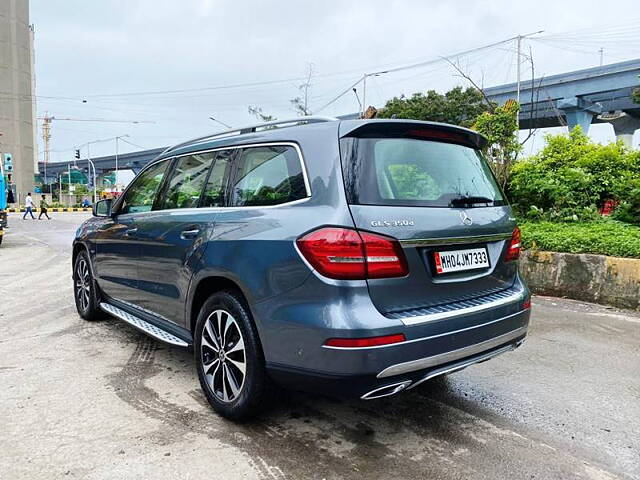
[
  {"left": 120, "top": 160, "right": 169, "bottom": 214},
  {"left": 231, "top": 145, "right": 306, "bottom": 207},
  {"left": 161, "top": 153, "right": 213, "bottom": 210}
]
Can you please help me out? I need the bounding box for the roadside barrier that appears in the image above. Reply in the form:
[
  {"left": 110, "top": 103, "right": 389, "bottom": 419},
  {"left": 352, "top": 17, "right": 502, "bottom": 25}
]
[
  {"left": 6, "top": 207, "right": 92, "bottom": 212},
  {"left": 521, "top": 250, "right": 640, "bottom": 311}
]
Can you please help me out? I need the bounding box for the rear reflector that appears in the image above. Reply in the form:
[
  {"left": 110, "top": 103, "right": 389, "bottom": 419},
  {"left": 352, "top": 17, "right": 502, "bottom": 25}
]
[
  {"left": 324, "top": 334, "right": 406, "bottom": 348},
  {"left": 296, "top": 227, "right": 408, "bottom": 280},
  {"left": 505, "top": 227, "right": 521, "bottom": 262}
]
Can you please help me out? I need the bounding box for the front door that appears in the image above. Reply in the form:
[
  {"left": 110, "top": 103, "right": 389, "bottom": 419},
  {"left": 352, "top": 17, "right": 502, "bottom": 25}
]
[{"left": 93, "top": 159, "right": 171, "bottom": 305}]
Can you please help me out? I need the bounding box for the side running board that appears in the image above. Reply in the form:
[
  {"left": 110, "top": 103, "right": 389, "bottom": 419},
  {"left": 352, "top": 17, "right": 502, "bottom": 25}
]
[{"left": 100, "top": 302, "right": 189, "bottom": 347}]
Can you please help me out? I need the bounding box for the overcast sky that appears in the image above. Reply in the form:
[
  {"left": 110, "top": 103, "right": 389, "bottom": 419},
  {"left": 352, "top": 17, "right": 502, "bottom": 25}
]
[{"left": 31, "top": 0, "right": 640, "bottom": 162}]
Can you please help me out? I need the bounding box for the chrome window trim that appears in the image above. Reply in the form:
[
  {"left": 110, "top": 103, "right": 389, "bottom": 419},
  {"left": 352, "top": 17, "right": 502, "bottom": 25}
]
[
  {"left": 377, "top": 325, "right": 527, "bottom": 378},
  {"left": 162, "top": 141, "right": 311, "bottom": 201},
  {"left": 321, "top": 308, "right": 527, "bottom": 351},
  {"left": 399, "top": 232, "right": 512, "bottom": 247},
  {"left": 117, "top": 142, "right": 312, "bottom": 214}
]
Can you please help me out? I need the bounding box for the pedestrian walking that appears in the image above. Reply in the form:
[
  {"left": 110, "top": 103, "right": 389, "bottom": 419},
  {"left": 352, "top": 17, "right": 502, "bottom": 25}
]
[
  {"left": 38, "top": 198, "right": 51, "bottom": 220},
  {"left": 22, "top": 192, "right": 35, "bottom": 220}
]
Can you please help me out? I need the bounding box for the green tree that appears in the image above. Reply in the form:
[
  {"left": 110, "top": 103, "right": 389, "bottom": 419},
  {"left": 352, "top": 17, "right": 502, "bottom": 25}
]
[
  {"left": 377, "top": 86, "right": 490, "bottom": 128},
  {"left": 632, "top": 87, "right": 640, "bottom": 105},
  {"left": 473, "top": 100, "right": 522, "bottom": 189}
]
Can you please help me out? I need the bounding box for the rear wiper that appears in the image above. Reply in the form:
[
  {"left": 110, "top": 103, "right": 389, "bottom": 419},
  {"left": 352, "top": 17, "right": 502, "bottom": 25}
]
[{"left": 450, "top": 196, "right": 494, "bottom": 207}]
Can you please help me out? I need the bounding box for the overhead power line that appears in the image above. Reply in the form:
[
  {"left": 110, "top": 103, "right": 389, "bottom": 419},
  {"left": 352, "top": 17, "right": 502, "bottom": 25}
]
[{"left": 316, "top": 31, "right": 544, "bottom": 113}]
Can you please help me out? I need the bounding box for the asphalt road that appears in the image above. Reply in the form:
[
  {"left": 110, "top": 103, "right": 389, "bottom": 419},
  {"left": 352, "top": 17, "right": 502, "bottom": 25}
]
[{"left": 1, "top": 213, "right": 638, "bottom": 480}]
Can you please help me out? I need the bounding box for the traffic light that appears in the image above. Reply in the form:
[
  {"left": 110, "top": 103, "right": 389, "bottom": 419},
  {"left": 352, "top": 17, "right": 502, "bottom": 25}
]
[
  {"left": 75, "top": 149, "right": 80, "bottom": 159},
  {"left": 3, "top": 153, "right": 12, "bottom": 172}
]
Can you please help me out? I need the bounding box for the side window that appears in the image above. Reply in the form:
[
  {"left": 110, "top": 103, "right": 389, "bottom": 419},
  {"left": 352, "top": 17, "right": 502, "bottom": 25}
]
[
  {"left": 231, "top": 146, "right": 307, "bottom": 207},
  {"left": 161, "top": 153, "right": 213, "bottom": 210},
  {"left": 120, "top": 160, "right": 169, "bottom": 214},
  {"left": 201, "top": 150, "right": 233, "bottom": 207}
]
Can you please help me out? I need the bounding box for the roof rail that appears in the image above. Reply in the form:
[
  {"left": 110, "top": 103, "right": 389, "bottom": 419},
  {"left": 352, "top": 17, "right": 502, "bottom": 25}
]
[{"left": 162, "top": 115, "right": 338, "bottom": 155}]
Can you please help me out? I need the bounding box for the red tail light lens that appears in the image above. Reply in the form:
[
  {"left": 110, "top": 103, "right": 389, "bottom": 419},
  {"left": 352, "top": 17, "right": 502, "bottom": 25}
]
[
  {"left": 296, "top": 227, "right": 409, "bottom": 280},
  {"left": 523, "top": 298, "right": 531, "bottom": 309},
  {"left": 505, "top": 227, "right": 521, "bottom": 262},
  {"left": 324, "top": 333, "right": 406, "bottom": 348}
]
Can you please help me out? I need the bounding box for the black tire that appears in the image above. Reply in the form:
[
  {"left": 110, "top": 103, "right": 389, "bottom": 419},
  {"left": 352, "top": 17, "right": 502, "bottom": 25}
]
[
  {"left": 73, "top": 250, "right": 103, "bottom": 321},
  {"left": 194, "top": 290, "right": 270, "bottom": 420}
]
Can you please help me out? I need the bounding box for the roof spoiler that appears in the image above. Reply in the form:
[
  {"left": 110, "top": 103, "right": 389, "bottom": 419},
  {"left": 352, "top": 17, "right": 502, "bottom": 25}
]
[{"left": 339, "top": 119, "right": 488, "bottom": 150}]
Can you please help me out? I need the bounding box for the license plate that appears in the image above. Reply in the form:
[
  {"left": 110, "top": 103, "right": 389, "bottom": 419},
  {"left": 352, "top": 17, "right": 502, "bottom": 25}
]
[{"left": 434, "top": 247, "right": 489, "bottom": 274}]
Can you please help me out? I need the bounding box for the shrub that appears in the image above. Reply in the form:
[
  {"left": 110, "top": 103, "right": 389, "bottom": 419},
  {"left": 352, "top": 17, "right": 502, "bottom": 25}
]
[
  {"left": 508, "top": 127, "right": 640, "bottom": 221},
  {"left": 520, "top": 220, "right": 640, "bottom": 258},
  {"left": 613, "top": 179, "right": 640, "bottom": 225}
]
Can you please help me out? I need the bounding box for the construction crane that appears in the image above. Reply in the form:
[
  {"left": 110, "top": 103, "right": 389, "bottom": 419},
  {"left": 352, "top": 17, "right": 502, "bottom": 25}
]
[{"left": 37, "top": 113, "right": 155, "bottom": 183}]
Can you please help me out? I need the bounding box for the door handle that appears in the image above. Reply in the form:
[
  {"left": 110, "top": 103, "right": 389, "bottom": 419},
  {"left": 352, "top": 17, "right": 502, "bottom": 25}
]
[
  {"left": 124, "top": 227, "right": 138, "bottom": 236},
  {"left": 180, "top": 228, "right": 200, "bottom": 240}
]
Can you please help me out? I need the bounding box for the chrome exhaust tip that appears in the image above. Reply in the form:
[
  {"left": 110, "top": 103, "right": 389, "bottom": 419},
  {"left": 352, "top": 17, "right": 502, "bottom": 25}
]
[{"left": 360, "top": 380, "right": 412, "bottom": 400}]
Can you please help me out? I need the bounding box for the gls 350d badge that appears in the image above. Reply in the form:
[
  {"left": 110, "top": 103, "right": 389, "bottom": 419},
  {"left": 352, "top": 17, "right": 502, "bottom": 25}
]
[{"left": 371, "top": 220, "right": 415, "bottom": 227}]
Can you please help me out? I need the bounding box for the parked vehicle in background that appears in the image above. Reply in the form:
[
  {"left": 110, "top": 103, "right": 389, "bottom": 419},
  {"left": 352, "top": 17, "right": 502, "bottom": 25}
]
[{"left": 72, "top": 117, "right": 531, "bottom": 420}]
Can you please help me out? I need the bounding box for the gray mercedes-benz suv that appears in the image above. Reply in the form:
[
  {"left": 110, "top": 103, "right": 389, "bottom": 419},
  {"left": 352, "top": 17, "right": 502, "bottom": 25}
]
[{"left": 72, "top": 117, "right": 530, "bottom": 419}]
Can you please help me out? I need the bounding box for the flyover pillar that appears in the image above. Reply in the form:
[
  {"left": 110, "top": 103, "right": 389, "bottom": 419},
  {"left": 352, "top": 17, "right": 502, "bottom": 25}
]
[
  {"left": 602, "top": 112, "right": 640, "bottom": 148},
  {"left": 557, "top": 97, "right": 602, "bottom": 134}
]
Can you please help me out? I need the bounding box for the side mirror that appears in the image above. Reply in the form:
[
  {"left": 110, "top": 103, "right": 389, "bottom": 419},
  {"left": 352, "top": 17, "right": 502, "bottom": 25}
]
[{"left": 93, "top": 199, "right": 113, "bottom": 217}]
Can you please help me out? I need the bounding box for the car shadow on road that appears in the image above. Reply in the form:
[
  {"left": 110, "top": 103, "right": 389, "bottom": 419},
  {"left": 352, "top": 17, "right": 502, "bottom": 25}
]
[{"left": 96, "top": 317, "right": 545, "bottom": 479}]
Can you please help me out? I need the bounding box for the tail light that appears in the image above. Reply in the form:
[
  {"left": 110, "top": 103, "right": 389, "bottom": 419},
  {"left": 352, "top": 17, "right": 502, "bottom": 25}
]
[
  {"left": 296, "top": 227, "right": 409, "bottom": 280},
  {"left": 505, "top": 227, "right": 521, "bottom": 262},
  {"left": 324, "top": 333, "right": 406, "bottom": 348},
  {"left": 523, "top": 298, "right": 531, "bottom": 310}
]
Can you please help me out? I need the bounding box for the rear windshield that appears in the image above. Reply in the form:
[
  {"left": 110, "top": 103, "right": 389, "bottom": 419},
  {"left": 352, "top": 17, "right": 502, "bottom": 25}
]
[{"left": 341, "top": 137, "right": 505, "bottom": 207}]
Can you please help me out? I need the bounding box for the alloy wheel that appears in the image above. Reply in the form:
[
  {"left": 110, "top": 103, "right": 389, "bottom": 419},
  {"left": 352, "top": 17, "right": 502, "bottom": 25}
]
[
  {"left": 200, "top": 309, "right": 246, "bottom": 403},
  {"left": 75, "top": 258, "right": 91, "bottom": 312}
]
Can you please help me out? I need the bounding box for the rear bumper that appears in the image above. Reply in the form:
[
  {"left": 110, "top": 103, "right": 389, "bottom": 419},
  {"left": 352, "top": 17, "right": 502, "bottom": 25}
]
[
  {"left": 268, "top": 328, "right": 527, "bottom": 399},
  {"left": 257, "top": 272, "right": 530, "bottom": 399}
]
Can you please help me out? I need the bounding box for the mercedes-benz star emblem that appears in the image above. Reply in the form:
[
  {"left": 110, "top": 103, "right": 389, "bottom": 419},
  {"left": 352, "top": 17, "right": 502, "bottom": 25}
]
[{"left": 460, "top": 211, "right": 473, "bottom": 226}]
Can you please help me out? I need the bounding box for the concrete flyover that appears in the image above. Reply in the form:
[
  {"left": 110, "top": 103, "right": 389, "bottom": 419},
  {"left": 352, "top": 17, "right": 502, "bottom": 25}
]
[
  {"left": 485, "top": 58, "right": 640, "bottom": 146},
  {"left": 39, "top": 147, "right": 166, "bottom": 185}
]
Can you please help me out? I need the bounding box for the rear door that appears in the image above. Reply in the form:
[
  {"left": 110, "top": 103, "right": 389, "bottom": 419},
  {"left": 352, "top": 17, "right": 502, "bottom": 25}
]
[
  {"left": 339, "top": 122, "right": 518, "bottom": 316},
  {"left": 133, "top": 149, "right": 233, "bottom": 325}
]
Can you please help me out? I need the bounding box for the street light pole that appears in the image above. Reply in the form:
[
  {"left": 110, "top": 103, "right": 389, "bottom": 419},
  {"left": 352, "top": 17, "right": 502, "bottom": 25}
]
[
  {"left": 87, "top": 157, "right": 97, "bottom": 204},
  {"left": 86, "top": 143, "right": 97, "bottom": 204},
  {"left": 115, "top": 136, "right": 119, "bottom": 192},
  {"left": 114, "top": 134, "right": 129, "bottom": 193}
]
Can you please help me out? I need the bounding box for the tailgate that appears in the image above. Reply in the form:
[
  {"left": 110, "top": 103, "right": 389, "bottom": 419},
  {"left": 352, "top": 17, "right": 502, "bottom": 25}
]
[{"left": 339, "top": 121, "right": 519, "bottom": 316}]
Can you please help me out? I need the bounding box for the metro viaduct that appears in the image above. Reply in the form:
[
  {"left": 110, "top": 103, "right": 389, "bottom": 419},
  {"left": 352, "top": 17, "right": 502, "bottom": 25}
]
[
  {"left": 484, "top": 58, "right": 640, "bottom": 146},
  {"left": 39, "top": 147, "right": 166, "bottom": 185}
]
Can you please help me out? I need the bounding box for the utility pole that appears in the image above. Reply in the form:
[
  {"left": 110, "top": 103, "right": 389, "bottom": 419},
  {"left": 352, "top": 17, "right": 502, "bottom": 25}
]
[
  {"left": 516, "top": 35, "right": 522, "bottom": 106},
  {"left": 599, "top": 47, "right": 604, "bottom": 66},
  {"left": 41, "top": 113, "right": 52, "bottom": 188}
]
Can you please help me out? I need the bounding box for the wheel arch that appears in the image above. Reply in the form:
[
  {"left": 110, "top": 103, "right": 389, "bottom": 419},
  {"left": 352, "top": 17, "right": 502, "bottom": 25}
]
[
  {"left": 187, "top": 275, "right": 257, "bottom": 336},
  {"left": 72, "top": 241, "right": 88, "bottom": 272}
]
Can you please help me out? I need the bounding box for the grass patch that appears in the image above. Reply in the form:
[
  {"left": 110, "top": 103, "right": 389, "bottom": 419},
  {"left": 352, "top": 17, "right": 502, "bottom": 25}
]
[{"left": 520, "top": 220, "right": 640, "bottom": 258}]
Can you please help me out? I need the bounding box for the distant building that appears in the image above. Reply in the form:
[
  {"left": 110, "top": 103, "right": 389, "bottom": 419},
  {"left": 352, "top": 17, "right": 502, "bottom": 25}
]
[{"left": 0, "top": 0, "right": 37, "bottom": 203}]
